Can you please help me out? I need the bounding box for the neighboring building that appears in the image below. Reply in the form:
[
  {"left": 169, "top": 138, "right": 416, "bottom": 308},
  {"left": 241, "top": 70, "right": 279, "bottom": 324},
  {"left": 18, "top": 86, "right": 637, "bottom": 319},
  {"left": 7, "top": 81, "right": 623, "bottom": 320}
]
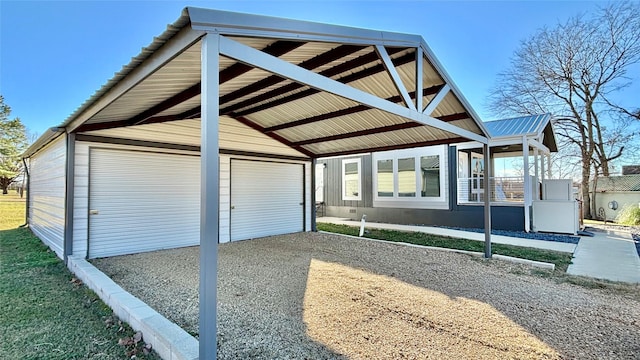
[
  {"left": 318, "top": 114, "right": 564, "bottom": 232},
  {"left": 591, "top": 175, "right": 640, "bottom": 221}
]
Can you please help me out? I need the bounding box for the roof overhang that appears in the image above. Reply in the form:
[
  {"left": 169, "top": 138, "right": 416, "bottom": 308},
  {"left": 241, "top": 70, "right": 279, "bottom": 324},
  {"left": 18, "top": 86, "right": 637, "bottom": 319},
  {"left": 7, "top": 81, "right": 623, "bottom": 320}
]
[{"left": 24, "top": 7, "right": 489, "bottom": 159}]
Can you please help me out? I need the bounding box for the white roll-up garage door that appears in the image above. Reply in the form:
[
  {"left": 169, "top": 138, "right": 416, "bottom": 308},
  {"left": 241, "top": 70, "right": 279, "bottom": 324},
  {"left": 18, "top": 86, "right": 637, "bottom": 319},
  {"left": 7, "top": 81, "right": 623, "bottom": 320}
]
[
  {"left": 230, "top": 160, "right": 304, "bottom": 241},
  {"left": 88, "top": 148, "right": 200, "bottom": 258}
]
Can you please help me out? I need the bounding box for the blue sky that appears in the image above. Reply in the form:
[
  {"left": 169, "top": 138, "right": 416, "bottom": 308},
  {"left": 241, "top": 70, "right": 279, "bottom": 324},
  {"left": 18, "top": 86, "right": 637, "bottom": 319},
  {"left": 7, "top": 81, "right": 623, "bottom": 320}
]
[{"left": 0, "top": 0, "right": 623, "bottom": 137}]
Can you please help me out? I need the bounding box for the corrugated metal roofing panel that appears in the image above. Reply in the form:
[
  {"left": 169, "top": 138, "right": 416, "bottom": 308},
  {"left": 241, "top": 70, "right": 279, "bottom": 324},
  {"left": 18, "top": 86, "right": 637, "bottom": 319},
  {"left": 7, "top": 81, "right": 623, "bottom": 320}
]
[
  {"left": 85, "top": 42, "right": 203, "bottom": 124},
  {"left": 484, "top": 114, "right": 551, "bottom": 138},
  {"left": 422, "top": 57, "right": 444, "bottom": 91},
  {"left": 154, "top": 95, "right": 201, "bottom": 117},
  {"left": 245, "top": 91, "right": 362, "bottom": 128},
  {"left": 595, "top": 175, "right": 640, "bottom": 192},
  {"left": 302, "top": 125, "right": 460, "bottom": 155},
  {"left": 274, "top": 108, "right": 409, "bottom": 141}
]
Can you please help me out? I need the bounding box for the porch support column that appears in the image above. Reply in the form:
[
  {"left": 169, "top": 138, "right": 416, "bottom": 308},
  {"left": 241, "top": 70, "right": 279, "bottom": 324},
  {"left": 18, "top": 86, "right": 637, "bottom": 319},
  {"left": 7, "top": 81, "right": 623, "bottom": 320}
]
[
  {"left": 483, "top": 143, "right": 492, "bottom": 259},
  {"left": 534, "top": 147, "right": 539, "bottom": 201},
  {"left": 547, "top": 153, "right": 552, "bottom": 179},
  {"left": 541, "top": 151, "right": 546, "bottom": 183},
  {"left": 200, "top": 33, "right": 220, "bottom": 360},
  {"left": 523, "top": 136, "right": 531, "bottom": 232}
]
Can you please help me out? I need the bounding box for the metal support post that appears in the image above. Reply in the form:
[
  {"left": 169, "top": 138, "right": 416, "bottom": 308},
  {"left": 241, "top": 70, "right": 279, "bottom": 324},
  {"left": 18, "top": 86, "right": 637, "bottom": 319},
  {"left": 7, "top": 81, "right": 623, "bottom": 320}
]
[
  {"left": 483, "top": 143, "right": 492, "bottom": 258},
  {"left": 199, "top": 33, "right": 220, "bottom": 360}
]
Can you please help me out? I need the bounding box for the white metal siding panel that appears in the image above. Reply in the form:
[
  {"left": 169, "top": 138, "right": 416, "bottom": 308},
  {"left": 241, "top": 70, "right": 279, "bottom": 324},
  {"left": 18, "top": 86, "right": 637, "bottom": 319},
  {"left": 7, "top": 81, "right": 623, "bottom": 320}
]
[
  {"left": 85, "top": 117, "right": 307, "bottom": 157},
  {"left": 88, "top": 149, "right": 200, "bottom": 258},
  {"left": 72, "top": 142, "right": 90, "bottom": 257},
  {"left": 230, "top": 160, "right": 304, "bottom": 241},
  {"left": 28, "top": 135, "right": 66, "bottom": 259}
]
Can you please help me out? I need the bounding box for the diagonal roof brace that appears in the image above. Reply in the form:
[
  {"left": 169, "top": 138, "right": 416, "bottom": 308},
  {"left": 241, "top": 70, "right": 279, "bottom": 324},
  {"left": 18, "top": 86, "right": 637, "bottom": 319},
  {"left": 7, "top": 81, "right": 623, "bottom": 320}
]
[
  {"left": 375, "top": 45, "right": 415, "bottom": 110},
  {"left": 218, "top": 35, "right": 488, "bottom": 144},
  {"left": 423, "top": 84, "right": 450, "bottom": 116}
]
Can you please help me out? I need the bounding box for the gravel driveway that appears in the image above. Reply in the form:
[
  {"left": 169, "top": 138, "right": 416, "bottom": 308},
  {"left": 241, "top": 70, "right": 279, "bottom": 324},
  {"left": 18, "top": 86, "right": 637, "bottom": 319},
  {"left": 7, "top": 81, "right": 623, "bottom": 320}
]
[{"left": 93, "top": 232, "right": 640, "bottom": 359}]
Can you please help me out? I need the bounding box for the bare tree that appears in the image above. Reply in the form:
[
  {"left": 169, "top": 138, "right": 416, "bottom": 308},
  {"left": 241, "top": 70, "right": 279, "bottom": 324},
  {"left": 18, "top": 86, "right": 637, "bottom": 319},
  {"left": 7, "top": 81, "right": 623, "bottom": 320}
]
[{"left": 489, "top": 1, "right": 640, "bottom": 218}]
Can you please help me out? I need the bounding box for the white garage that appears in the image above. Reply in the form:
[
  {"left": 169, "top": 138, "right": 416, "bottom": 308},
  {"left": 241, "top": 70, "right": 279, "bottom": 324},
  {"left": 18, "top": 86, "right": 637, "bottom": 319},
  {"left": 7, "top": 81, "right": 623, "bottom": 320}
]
[
  {"left": 88, "top": 149, "right": 201, "bottom": 258},
  {"left": 230, "top": 160, "right": 304, "bottom": 241},
  {"left": 21, "top": 7, "right": 491, "bottom": 358}
]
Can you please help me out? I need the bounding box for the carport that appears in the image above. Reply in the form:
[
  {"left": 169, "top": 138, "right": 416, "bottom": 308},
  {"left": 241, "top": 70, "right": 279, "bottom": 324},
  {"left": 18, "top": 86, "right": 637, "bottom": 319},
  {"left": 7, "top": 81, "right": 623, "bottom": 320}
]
[{"left": 24, "top": 7, "right": 491, "bottom": 358}]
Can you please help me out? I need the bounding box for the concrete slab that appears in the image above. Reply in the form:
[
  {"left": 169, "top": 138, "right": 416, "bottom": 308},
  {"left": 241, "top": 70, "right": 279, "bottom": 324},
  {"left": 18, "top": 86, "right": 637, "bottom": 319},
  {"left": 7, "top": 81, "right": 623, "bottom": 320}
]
[
  {"left": 318, "top": 217, "right": 576, "bottom": 253},
  {"left": 567, "top": 230, "right": 640, "bottom": 283}
]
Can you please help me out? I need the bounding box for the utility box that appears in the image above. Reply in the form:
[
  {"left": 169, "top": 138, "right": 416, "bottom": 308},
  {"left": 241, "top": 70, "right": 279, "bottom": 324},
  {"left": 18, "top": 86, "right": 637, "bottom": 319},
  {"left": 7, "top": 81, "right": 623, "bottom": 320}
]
[
  {"left": 532, "top": 200, "right": 579, "bottom": 235},
  {"left": 534, "top": 179, "right": 579, "bottom": 234},
  {"left": 542, "top": 179, "right": 573, "bottom": 201}
]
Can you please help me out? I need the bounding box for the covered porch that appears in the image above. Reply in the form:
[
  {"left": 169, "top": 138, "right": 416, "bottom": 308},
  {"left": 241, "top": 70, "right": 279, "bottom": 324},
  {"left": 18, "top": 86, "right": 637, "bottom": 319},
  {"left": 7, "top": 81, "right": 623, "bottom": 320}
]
[{"left": 455, "top": 114, "right": 561, "bottom": 232}]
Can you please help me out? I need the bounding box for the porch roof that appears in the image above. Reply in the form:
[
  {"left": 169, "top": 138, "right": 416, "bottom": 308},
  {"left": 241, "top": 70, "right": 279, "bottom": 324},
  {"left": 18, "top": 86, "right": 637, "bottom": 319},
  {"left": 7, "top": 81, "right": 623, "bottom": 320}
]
[{"left": 484, "top": 114, "right": 557, "bottom": 153}]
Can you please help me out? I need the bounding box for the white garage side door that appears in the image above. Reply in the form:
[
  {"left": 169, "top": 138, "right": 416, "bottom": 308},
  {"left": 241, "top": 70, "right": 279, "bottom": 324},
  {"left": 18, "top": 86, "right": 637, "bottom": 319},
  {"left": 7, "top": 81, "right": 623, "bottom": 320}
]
[
  {"left": 88, "top": 149, "right": 200, "bottom": 258},
  {"left": 231, "top": 160, "right": 304, "bottom": 241}
]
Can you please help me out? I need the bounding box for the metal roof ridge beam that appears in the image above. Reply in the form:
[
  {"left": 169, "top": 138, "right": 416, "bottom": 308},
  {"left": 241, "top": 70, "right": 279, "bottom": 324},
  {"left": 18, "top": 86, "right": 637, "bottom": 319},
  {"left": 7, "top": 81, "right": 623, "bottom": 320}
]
[
  {"left": 66, "top": 26, "right": 205, "bottom": 133},
  {"left": 375, "top": 45, "right": 415, "bottom": 111},
  {"left": 422, "top": 84, "right": 450, "bottom": 116},
  {"left": 219, "top": 35, "right": 487, "bottom": 144},
  {"left": 188, "top": 7, "right": 422, "bottom": 47}
]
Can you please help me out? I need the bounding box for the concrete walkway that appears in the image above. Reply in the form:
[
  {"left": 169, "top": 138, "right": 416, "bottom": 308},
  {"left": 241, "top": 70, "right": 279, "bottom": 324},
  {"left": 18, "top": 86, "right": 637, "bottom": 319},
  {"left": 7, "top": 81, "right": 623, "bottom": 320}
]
[
  {"left": 317, "top": 217, "right": 577, "bottom": 253},
  {"left": 567, "top": 229, "right": 640, "bottom": 283}
]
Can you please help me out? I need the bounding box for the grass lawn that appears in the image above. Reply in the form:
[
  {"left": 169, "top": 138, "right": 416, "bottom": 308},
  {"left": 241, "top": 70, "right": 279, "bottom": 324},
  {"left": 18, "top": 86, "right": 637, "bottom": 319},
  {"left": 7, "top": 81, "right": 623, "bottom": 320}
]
[
  {"left": 317, "top": 222, "right": 574, "bottom": 272},
  {"left": 0, "top": 193, "right": 159, "bottom": 360}
]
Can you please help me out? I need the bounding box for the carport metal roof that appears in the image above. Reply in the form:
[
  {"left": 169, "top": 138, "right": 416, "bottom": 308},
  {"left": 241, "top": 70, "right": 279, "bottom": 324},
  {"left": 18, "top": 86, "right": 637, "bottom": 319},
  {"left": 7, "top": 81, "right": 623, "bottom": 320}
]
[
  {"left": 26, "top": 7, "right": 488, "bottom": 158},
  {"left": 23, "top": 8, "right": 493, "bottom": 359}
]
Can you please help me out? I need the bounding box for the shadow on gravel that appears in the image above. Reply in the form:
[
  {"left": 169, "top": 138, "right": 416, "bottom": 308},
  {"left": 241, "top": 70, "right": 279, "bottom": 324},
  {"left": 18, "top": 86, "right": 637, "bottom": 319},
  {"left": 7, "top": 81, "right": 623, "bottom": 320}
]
[{"left": 94, "top": 232, "right": 640, "bottom": 359}]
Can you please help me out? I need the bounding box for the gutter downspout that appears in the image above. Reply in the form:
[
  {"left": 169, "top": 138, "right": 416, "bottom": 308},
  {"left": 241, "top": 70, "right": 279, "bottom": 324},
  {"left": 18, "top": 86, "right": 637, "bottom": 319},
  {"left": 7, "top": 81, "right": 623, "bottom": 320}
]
[
  {"left": 63, "top": 132, "right": 76, "bottom": 264},
  {"left": 19, "top": 158, "right": 30, "bottom": 228}
]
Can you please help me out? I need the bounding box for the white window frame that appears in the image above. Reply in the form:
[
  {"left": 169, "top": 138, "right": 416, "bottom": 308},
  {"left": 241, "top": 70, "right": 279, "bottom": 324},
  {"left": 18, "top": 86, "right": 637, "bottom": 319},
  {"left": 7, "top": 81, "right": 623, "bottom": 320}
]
[
  {"left": 342, "top": 158, "right": 362, "bottom": 201},
  {"left": 372, "top": 145, "right": 447, "bottom": 209}
]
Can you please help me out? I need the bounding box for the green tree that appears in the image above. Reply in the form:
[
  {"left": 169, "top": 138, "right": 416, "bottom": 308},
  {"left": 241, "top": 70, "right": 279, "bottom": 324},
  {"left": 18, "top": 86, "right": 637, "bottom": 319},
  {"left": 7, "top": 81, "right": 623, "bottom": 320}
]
[
  {"left": 0, "top": 95, "right": 28, "bottom": 195},
  {"left": 488, "top": 2, "right": 640, "bottom": 219}
]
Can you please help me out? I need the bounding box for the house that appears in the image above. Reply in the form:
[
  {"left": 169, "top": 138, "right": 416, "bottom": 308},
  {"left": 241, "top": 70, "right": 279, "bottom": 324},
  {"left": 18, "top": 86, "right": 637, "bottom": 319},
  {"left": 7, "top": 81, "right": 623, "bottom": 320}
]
[
  {"left": 20, "top": 7, "right": 492, "bottom": 358},
  {"left": 591, "top": 174, "right": 640, "bottom": 221},
  {"left": 317, "top": 114, "right": 562, "bottom": 232}
]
